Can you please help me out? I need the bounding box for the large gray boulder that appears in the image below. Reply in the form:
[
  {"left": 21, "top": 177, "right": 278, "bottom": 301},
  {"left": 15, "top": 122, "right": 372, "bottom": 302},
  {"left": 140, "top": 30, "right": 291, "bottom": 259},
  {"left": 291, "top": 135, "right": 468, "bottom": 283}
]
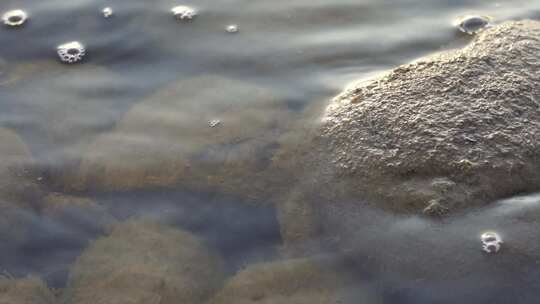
[{"left": 314, "top": 20, "right": 540, "bottom": 214}]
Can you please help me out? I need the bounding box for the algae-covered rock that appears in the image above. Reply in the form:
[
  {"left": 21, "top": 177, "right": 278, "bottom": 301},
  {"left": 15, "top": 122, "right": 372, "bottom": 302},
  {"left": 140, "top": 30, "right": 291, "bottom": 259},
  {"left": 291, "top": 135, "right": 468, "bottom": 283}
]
[
  {"left": 41, "top": 193, "right": 116, "bottom": 232},
  {"left": 0, "top": 128, "right": 41, "bottom": 247},
  {"left": 208, "top": 256, "right": 379, "bottom": 304},
  {"left": 0, "top": 128, "right": 41, "bottom": 205},
  {"left": 68, "top": 75, "right": 290, "bottom": 198},
  {"left": 313, "top": 20, "right": 540, "bottom": 213},
  {"left": 63, "top": 220, "right": 225, "bottom": 304},
  {"left": 0, "top": 276, "right": 56, "bottom": 304}
]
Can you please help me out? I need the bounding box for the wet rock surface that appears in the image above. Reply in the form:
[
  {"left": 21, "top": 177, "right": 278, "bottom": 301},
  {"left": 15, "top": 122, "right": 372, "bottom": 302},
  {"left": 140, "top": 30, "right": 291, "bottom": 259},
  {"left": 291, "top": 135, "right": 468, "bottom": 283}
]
[
  {"left": 313, "top": 20, "right": 540, "bottom": 214},
  {"left": 0, "top": 276, "right": 56, "bottom": 304},
  {"left": 207, "top": 256, "right": 378, "bottom": 304},
  {"left": 63, "top": 219, "right": 225, "bottom": 304}
]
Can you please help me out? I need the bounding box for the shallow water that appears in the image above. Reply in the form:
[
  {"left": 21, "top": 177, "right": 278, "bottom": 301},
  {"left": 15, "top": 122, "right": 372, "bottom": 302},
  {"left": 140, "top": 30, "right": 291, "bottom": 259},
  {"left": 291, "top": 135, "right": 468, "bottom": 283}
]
[{"left": 1, "top": 0, "right": 540, "bottom": 303}]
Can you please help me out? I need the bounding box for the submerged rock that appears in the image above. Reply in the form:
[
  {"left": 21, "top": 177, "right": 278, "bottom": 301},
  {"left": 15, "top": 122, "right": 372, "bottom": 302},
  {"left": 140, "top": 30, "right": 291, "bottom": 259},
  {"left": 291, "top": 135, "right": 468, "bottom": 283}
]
[
  {"left": 0, "top": 276, "right": 56, "bottom": 304},
  {"left": 0, "top": 128, "right": 41, "bottom": 247},
  {"left": 41, "top": 193, "right": 116, "bottom": 231},
  {"left": 67, "top": 75, "right": 290, "bottom": 199},
  {"left": 63, "top": 219, "right": 224, "bottom": 304},
  {"left": 207, "top": 256, "right": 378, "bottom": 304},
  {"left": 0, "top": 128, "right": 41, "bottom": 205},
  {"left": 314, "top": 20, "right": 540, "bottom": 214}
]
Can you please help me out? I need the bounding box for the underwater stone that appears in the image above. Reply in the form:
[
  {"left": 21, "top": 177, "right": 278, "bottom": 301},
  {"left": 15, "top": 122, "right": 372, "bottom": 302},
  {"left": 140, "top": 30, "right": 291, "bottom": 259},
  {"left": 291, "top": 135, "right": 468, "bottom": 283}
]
[
  {"left": 63, "top": 219, "right": 224, "bottom": 304},
  {"left": 0, "top": 276, "right": 56, "bottom": 304},
  {"left": 41, "top": 193, "right": 116, "bottom": 231},
  {"left": 68, "top": 75, "right": 291, "bottom": 199},
  {"left": 0, "top": 128, "right": 42, "bottom": 249},
  {"left": 208, "top": 256, "right": 378, "bottom": 304},
  {"left": 57, "top": 41, "right": 86, "bottom": 64},
  {"left": 2, "top": 10, "right": 28, "bottom": 27},
  {"left": 0, "top": 127, "right": 41, "bottom": 207}
]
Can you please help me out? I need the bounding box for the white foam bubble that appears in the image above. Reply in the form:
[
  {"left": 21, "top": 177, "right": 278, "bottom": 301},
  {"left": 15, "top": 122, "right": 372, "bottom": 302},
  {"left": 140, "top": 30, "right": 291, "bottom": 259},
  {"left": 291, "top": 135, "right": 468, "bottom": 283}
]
[
  {"left": 2, "top": 9, "right": 28, "bottom": 27},
  {"left": 57, "top": 41, "right": 86, "bottom": 64}
]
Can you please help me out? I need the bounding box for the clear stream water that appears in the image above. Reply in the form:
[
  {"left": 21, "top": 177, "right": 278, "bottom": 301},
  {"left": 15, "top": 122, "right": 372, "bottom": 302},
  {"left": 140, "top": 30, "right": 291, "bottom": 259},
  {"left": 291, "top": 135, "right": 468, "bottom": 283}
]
[{"left": 1, "top": 0, "right": 540, "bottom": 303}]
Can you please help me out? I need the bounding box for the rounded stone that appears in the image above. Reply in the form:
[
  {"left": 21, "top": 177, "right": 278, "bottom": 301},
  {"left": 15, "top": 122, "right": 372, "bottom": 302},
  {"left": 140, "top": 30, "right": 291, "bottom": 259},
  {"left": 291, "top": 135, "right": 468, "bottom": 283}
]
[
  {"left": 68, "top": 75, "right": 291, "bottom": 198},
  {"left": 0, "top": 276, "right": 56, "bottom": 304},
  {"left": 0, "top": 128, "right": 41, "bottom": 205},
  {"left": 207, "top": 256, "right": 378, "bottom": 304},
  {"left": 315, "top": 20, "right": 540, "bottom": 214},
  {"left": 63, "top": 219, "right": 225, "bottom": 304},
  {"left": 41, "top": 193, "right": 116, "bottom": 231}
]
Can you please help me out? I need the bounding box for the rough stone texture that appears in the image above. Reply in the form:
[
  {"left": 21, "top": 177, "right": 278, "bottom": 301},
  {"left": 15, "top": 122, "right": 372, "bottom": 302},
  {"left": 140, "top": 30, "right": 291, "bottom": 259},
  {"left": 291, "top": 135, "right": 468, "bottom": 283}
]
[
  {"left": 318, "top": 20, "right": 540, "bottom": 213},
  {"left": 0, "top": 128, "right": 41, "bottom": 247},
  {"left": 0, "top": 128, "right": 41, "bottom": 205},
  {"left": 0, "top": 276, "right": 56, "bottom": 304},
  {"left": 63, "top": 219, "right": 225, "bottom": 304},
  {"left": 41, "top": 193, "right": 116, "bottom": 232},
  {"left": 207, "top": 256, "right": 379, "bottom": 304},
  {"left": 65, "top": 75, "right": 290, "bottom": 200}
]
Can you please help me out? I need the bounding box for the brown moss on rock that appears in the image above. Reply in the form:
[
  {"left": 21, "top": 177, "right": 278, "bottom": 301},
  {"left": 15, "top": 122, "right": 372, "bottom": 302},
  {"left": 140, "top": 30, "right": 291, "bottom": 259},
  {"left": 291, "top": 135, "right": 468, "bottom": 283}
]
[
  {"left": 0, "top": 276, "right": 56, "bottom": 304},
  {"left": 59, "top": 75, "right": 292, "bottom": 201},
  {"left": 41, "top": 193, "right": 116, "bottom": 231},
  {"left": 208, "top": 256, "right": 379, "bottom": 304},
  {"left": 0, "top": 128, "right": 41, "bottom": 205},
  {"left": 63, "top": 219, "right": 225, "bottom": 304}
]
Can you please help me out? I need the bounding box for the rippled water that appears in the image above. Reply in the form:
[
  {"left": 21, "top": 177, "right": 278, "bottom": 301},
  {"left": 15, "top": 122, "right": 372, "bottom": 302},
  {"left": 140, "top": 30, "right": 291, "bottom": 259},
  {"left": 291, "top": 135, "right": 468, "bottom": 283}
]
[{"left": 1, "top": 0, "right": 540, "bottom": 303}]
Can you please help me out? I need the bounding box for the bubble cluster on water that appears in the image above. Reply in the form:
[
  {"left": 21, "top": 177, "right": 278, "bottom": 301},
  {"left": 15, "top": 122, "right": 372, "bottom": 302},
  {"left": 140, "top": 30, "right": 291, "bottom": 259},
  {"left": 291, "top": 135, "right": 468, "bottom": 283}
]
[
  {"left": 480, "top": 231, "right": 503, "bottom": 254},
  {"left": 226, "top": 24, "right": 239, "bottom": 33},
  {"left": 454, "top": 15, "right": 492, "bottom": 35},
  {"left": 57, "top": 41, "right": 86, "bottom": 64},
  {"left": 2, "top": 9, "right": 28, "bottom": 27},
  {"left": 171, "top": 5, "right": 197, "bottom": 20},
  {"left": 102, "top": 7, "right": 114, "bottom": 18}
]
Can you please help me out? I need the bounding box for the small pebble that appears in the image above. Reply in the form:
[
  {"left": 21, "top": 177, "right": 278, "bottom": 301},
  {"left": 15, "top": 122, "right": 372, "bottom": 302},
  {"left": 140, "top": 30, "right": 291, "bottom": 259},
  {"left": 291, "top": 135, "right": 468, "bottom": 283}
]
[
  {"left": 226, "top": 24, "right": 239, "bottom": 33},
  {"left": 171, "top": 5, "right": 197, "bottom": 20},
  {"left": 57, "top": 41, "right": 86, "bottom": 64},
  {"left": 102, "top": 7, "right": 114, "bottom": 18},
  {"left": 2, "top": 9, "right": 28, "bottom": 27}
]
